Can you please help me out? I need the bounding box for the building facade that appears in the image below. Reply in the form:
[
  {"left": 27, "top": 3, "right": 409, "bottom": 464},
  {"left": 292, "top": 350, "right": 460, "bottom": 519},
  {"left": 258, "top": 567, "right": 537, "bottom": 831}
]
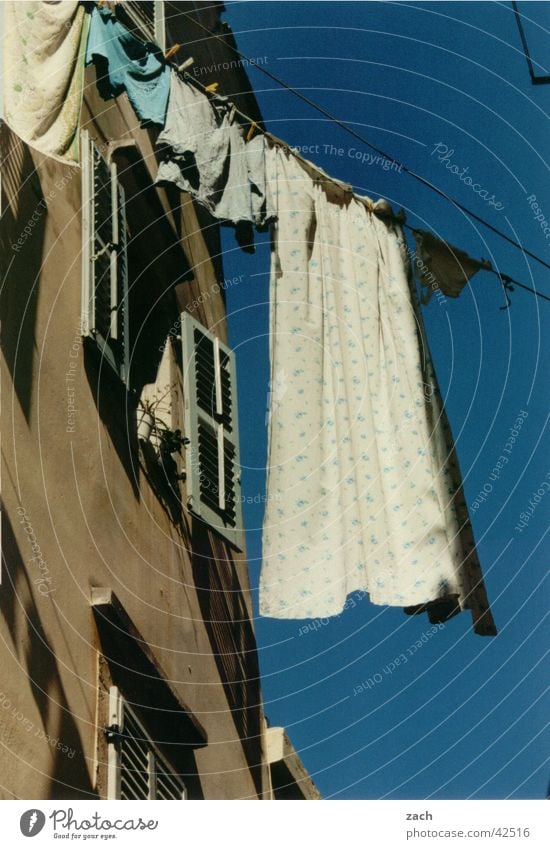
[{"left": 0, "top": 1, "right": 318, "bottom": 801}]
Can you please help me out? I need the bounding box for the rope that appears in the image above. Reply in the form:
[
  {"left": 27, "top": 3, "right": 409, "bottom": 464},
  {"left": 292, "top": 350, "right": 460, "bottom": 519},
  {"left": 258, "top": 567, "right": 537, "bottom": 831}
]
[{"left": 178, "top": 7, "right": 550, "bottom": 275}]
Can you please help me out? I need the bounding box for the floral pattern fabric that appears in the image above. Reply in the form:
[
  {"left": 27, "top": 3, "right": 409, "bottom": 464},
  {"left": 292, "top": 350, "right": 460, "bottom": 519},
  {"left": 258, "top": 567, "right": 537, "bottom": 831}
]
[
  {"left": 260, "top": 145, "right": 495, "bottom": 635},
  {"left": 2, "top": 1, "right": 89, "bottom": 164}
]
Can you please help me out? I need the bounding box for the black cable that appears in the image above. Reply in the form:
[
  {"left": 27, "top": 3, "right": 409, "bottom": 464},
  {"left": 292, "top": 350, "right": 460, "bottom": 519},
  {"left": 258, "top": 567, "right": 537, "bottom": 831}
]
[
  {"left": 497, "top": 273, "right": 550, "bottom": 302},
  {"left": 186, "top": 69, "right": 550, "bottom": 307},
  {"left": 401, "top": 223, "right": 550, "bottom": 305},
  {"left": 180, "top": 7, "right": 550, "bottom": 274},
  {"left": 512, "top": 1, "right": 550, "bottom": 86}
]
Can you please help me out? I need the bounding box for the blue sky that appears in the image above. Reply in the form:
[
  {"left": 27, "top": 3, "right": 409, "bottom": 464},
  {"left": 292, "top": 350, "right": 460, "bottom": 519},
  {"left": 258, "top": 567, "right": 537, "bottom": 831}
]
[{"left": 219, "top": 1, "right": 549, "bottom": 799}]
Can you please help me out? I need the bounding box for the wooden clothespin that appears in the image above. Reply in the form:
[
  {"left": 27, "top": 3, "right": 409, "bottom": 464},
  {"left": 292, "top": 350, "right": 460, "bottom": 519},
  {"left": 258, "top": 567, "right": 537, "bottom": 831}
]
[
  {"left": 164, "top": 43, "right": 182, "bottom": 61},
  {"left": 177, "top": 56, "right": 194, "bottom": 73},
  {"left": 228, "top": 104, "right": 237, "bottom": 124},
  {"left": 246, "top": 121, "right": 257, "bottom": 142},
  {"left": 205, "top": 82, "right": 220, "bottom": 93}
]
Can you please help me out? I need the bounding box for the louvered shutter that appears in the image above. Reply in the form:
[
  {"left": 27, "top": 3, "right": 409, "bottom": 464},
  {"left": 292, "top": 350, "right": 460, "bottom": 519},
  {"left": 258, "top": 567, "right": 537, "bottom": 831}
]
[
  {"left": 155, "top": 753, "right": 187, "bottom": 800},
  {"left": 181, "top": 313, "right": 244, "bottom": 550},
  {"left": 81, "top": 131, "right": 129, "bottom": 384},
  {"left": 107, "top": 686, "right": 123, "bottom": 800},
  {"left": 0, "top": 122, "right": 7, "bottom": 218},
  {"left": 120, "top": 707, "right": 151, "bottom": 800},
  {"left": 107, "top": 687, "right": 187, "bottom": 801},
  {"left": 119, "top": 1, "right": 166, "bottom": 51}
]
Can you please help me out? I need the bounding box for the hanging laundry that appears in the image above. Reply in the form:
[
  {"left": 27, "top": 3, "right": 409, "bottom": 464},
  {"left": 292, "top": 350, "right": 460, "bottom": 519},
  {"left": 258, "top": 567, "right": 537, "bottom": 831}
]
[
  {"left": 1, "top": 1, "right": 90, "bottom": 165},
  {"left": 155, "top": 71, "right": 275, "bottom": 229},
  {"left": 260, "top": 144, "right": 495, "bottom": 636},
  {"left": 412, "top": 229, "right": 491, "bottom": 303},
  {"left": 85, "top": 5, "right": 170, "bottom": 127}
]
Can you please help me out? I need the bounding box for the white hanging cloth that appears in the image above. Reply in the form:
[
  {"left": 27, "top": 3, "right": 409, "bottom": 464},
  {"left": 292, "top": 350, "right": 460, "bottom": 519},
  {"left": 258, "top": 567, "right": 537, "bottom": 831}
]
[
  {"left": 260, "top": 143, "right": 495, "bottom": 636},
  {"left": 2, "top": 1, "right": 89, "bottom": 165}
]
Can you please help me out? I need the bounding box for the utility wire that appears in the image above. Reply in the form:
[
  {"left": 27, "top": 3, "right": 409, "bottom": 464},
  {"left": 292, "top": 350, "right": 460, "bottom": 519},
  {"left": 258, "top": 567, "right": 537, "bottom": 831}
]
[
  {"left": 186, "top": 67, "right": 549, "bottom": 307},
  {"left": 400, "top": 223, "right": 550, "bottom": 305},
  {"left": 511, "top": 1, "right": 550, "bottom": 85},
  {"left": 179, "top": 8, "right": 550, "bottom": 276}
]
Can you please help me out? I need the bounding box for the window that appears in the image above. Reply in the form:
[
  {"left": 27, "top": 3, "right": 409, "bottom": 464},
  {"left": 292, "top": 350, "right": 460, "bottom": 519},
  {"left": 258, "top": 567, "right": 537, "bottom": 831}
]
[
  {"left": 118, "top": 1, "right": 166, "bottom": 52},
  {"left": 107, "top": 687, "right": 187, "bottom": 800},
  {"left": 181, "top": 314, "right": 244, "bottom": 550},
  {"left": 81, "top": 131, "right": 129, "bottom": 385},
  {"left": 0, "top": 121, "right": 6, "bottom": 217}
]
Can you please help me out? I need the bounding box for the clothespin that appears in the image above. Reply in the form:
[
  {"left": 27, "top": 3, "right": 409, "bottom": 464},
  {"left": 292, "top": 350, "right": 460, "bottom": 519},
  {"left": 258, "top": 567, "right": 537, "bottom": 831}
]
[
  {"left": 498, "top": 274, "right": 514, "bottom": 310},
  {"left": 177, "top": 56, "right": 194, "bottom": 73},
  {"left": 246, "top": 121, "right": 257, "bottom": 142},
  {"left": 205, "top": 82, "right": 220, "bottom": 93},
  {"left": 228, "top": 104, "right": 237, "bottom": 124},
  {"left": 164, "top": 44, "right": 182, "bottom": 61}
]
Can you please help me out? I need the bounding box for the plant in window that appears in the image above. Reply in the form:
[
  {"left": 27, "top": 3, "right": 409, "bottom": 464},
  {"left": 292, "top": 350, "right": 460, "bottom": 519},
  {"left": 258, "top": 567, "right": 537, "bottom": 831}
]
[
  {"left": 137, "top": 398, "right": 157, "bottom": 442},
  {"left": 137, "top": 388, "right": 189, "bottom": 486},
  {"left": 155, "top": 422, "right": 189, "bottom": 485},
  {"left": 137, "top": 384, "right": 173, "bottom": 443}
]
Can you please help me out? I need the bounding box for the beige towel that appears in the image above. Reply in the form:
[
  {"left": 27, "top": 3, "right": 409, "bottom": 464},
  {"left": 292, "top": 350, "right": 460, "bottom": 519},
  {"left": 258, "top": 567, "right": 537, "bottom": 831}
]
[{"left": 3, "top": 1, "right": 89, "bottom": 165}]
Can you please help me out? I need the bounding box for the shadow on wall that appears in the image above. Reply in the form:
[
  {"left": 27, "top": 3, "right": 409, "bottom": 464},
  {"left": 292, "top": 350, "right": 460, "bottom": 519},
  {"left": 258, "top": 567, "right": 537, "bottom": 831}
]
[
  {"left": 82, "top": 147, "right": 194, "bottom": 503},
  {"left": 93, "top": 615, "right": 205, "bottom": 800},
  {"left": 191, "top": 519, "right": 265, "bottom": 798},
  {"left": 82, "top": 351, "right": 142, "bottom": 503},
  {"left": 0, "top": 129, "right": 46, "bottom": 424},
  {"left": 0, "top": 505, "right": 96, "bottom": 799}
]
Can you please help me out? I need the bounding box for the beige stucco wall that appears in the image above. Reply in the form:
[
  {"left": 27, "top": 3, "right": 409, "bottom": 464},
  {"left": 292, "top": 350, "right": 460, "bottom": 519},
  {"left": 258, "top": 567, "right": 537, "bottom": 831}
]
[{"left": 0, "top": 68, "right": 268, "bottom": 799}]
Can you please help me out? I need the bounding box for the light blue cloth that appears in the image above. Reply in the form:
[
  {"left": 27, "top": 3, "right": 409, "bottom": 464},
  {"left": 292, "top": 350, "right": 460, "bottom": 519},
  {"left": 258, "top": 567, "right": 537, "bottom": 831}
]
[
  {"left": 85, "top": 7, "right": 170, "bottom": 126},
  {"left": 156, "top": 71, "right": 275, "bottom": 227}
]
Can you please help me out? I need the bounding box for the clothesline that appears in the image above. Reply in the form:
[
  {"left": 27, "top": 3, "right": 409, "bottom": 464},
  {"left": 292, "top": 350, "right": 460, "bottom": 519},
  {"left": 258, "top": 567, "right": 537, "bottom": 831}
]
[
  {"left": 2, "top": 2, "right": 546, "bottom": 306},
  {"left": 399, "top": 223, "right": 550, "bottom": 307},
  {"left": 178, "top": 6, "right": 550, "bottom": 279},
  {"left": 1, "top": 2, "right": 499, "bottom": 635},
  {"left": 185, "top": 70, "right": 550, "bottom": 308}
]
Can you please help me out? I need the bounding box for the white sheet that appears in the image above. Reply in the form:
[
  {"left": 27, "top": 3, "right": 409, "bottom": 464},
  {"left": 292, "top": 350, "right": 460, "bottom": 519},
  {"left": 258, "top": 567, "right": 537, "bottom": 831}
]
[{"left": 260, "top": 144, "right": 494, "bottom": 635}]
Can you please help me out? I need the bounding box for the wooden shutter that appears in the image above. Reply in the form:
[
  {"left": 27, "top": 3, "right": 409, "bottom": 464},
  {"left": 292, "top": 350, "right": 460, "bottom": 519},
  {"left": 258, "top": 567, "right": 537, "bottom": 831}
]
[
  {"left": 81, "top": 131, "right": 129, "bottom": 384},
  {"left": 119, "top": 701, "right": 152, "bottom": 800},
  {"left": 181, "top": 313, "right": 244, "bottom": 550},
  {"left": 118, "top": 1, "right": 166, "bottom": 52},
  {"left": 107, "top": 687, "right": 186, "bottom": 801},
  {"left": 107, "top": 686, "right": 123, "bottom": 800},
  {"left": 0, "top": 122, "right": 7, "bottom": 218},
  {"left": 155, "top": 752, "right": 187, "bottom": 800}
]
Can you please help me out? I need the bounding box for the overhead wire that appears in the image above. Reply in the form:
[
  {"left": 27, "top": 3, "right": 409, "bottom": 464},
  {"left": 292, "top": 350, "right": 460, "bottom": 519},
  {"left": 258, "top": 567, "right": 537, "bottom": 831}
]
[
  {"left": 179, "top": 69, "right": 549, "bottom": 307},
  {"left": 178, "top": 7, "right": 550, "bottom": 281},
  {"left": 511, "top": 1, "right": 550, "bottom": 86},
  {"left": 169, "top": 8, "right": 550, "bottom": 306}
]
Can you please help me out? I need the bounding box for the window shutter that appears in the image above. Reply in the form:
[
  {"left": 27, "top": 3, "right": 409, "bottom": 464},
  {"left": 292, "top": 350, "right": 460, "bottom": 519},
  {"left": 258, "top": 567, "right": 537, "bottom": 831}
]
[
  {"left": 155, "top": 754, "right": 187, "bottom": 800},
  {"left": 119, "top": 701, "right": 152, "bottom": 801},
  {"left": 81, "top": 131, "right": 129, "bottom": 385},
  {"left": 114, "top": 179, "right": 130, "bottom": 381},
  {"left": 107, "top": 687, "right": 123, "bottom": 800},
  {"left": 181, "top": 313, "right": 244, "bottom": 550},
  {"left": 0, "top": 122, "right": 7, "bottom": 218},
  {"left": 107, "top": 687, "right": 186, "bottom": 801},
  {"left": 119, "top": 1, "right": 166, "bottom": 52}
]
